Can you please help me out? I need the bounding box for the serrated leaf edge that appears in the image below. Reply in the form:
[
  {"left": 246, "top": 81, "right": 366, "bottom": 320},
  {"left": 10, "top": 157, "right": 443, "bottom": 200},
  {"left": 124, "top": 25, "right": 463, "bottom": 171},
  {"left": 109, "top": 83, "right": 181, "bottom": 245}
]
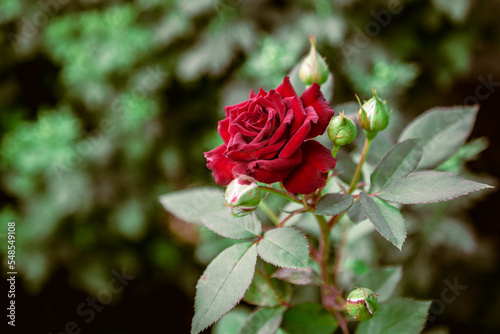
[
  {"left": 369, "top": 138, "right": 423, "bottom": 193},
  {"left": 257, "top": 227, "right": 310, "bottom": 269},
  {"left": 398, "top": 105, "right": 479, "bottom": 144},
  {"left": 398, "top": 105, "right": 479, "bottom": 168},
  {"left": 191, "top": 243, "right": 258, "bottom": 334},
  {"left": 158, "top": 187, "right": 225, "bottom": 224},
  {"left": 359, "top": 194, "right": 407, "bottom": 250},
  {"left": 315, "top": 193, "right": 354, "bottom": 216},
  {"left": 378, "top": 171, "right": 494, "bottom": 204}
]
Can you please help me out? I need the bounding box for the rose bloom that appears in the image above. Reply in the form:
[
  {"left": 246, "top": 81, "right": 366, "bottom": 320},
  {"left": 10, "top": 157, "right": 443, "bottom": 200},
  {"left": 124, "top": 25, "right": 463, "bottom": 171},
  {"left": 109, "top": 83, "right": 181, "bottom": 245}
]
[{"left": 204, "top": 77, "right": 336, "bottom": 194}]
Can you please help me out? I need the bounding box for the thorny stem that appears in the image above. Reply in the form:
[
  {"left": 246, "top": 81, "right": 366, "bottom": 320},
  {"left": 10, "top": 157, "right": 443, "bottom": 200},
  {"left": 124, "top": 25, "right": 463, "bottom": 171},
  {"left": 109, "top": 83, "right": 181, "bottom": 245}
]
[
  {"left": 315, "top": 215, "right": 331, "bottom": 313},
  {"left": 315, "top": 136, "right": 374, "bottom": 333},
  {"left": 333, "top": 219, "right": 349, "bottom": 286},
  {"left": 348, "top": 137, "right": 373, "bottom": 194},
  {"left": 316, "top": 215, "right": 331, "bottom": 286},
  {"left": 335, "top": 310, "right": 350, "bottom": 334},
  {"left": 316, "top": 214, "right": 350, "bottom": 334},
  {"left": 333, "top": 135, "right": 373, "bottom": 288}
]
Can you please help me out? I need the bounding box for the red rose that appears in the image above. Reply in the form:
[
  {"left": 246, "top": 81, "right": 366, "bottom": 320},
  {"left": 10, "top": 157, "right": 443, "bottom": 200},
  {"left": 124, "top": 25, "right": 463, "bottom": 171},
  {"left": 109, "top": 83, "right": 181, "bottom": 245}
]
[{"left": 204, "top": 77, "right": 336, "bottom": 194}]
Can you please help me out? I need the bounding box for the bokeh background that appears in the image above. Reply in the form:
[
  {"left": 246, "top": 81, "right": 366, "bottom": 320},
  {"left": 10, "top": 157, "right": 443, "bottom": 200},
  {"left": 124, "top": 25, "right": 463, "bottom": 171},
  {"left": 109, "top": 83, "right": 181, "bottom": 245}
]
[{"left": 1, "top": 0, "right": 499, "bottom": 333}]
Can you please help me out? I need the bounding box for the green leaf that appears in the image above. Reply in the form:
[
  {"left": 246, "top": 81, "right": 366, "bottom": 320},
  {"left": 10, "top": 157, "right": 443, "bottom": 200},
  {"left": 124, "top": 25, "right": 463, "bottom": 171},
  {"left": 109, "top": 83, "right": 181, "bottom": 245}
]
[
  {"left": 202, "top": 210, "right": 262, "bottom": 239},
  {"left": 354, "top": 266, "right": 403, "bottom": 303},
  {"left": 430, "top": 218, "right": 477, "bottom": 254},
  {"left": 239, "top": 306, "right": 286, "bottom": 334},
  {"left": 195, "top": 228, "right": 241, "bottom": 265},
  {"left": 213, "top": 307, "right": 251, "bottom": 334},
  {"left": 369, "top": 139, "right": 423, "bottom": 193},
  {"left": 436, "top": 136, "right": 489, "bottom": 173},
  {"left": 356, "top": 299, "right": 431, "bottom": 334},
  {"left": 315, "top": 193, "right": 354, "bottom": 216},
  {"left": 378, "top": 171, "right": 493, "bottom": 204},
  {"left": 244, "top": 266, "right": 292, "bottom": 307},
  {"left": 159, "top": 187, "right": 225, "bottom": 224},
  {"left": 192, "top": 242, "right": 258, "bottom": 334},
  {"left": 398, "top": 105, "right": 478, "bottom": 169},
  {"left": 281, "top": 303, "right": 338, "bottom": 334},
  {"left": 347, "top": 200, "right": 367, "bottom": 223},
  {"left": 272, "top": 267, "right": 322, "bottom": 286},
  {"left": 359, "top": 194, "right": 406, "bottom": 250},
  {"left": 257, "top": 227, "right": 309, "bottom": 268}
]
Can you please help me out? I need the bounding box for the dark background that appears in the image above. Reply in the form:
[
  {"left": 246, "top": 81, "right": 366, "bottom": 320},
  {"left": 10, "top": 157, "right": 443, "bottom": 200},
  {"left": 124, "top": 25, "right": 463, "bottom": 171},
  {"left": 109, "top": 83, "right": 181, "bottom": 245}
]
[{"left": 1, "top": 0, "right": 499, "bottom": 333}]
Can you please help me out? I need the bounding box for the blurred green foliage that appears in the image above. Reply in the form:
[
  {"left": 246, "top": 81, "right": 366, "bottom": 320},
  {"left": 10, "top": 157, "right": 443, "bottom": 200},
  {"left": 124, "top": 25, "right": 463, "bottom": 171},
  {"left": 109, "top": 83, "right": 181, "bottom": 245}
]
[{"left": 0, "top": 0, "right": 499, "bottom": 332}]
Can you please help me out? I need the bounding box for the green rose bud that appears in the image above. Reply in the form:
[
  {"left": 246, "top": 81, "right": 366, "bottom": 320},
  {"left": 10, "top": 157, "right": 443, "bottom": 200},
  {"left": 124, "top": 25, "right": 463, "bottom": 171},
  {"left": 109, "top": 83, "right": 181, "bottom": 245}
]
[
  {"left": 357, "top": 88, "right": 390, "bottom": 139},
  {"left": 346, "top": 288, "right": 379, "bottom": 321},
  {"left": 299, "top": 35, "right": 329, "bottom": 86},
  {"left": 328, "top": 111, "right": 357, "bottom": 146},
  {"left": 225, "top": 176, "right": 261, "bottom": 217}
]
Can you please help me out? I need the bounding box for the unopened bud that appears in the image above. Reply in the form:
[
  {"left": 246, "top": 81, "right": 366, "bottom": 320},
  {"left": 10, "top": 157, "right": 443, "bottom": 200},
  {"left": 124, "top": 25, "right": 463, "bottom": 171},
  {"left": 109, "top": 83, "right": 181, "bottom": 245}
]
[
  {"left": 346, "top": 288, "right": 379, "bottom": 321},
  {"left": 299, "top": 35, "right": 329, "bottom": 86},
  {"left": 357, "top": 88, "right": 390, "bottom": 139},
  {"left": 225, "top": 177, "right": 261, "bottom": 217},
  {"left": 328, "top": 111, "right": 357, "bottom": 146}
]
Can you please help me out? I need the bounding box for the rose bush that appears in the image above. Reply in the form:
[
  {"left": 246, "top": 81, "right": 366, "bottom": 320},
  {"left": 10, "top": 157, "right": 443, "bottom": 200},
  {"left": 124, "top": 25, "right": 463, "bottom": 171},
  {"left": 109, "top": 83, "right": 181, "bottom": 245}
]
[{"left": 204, "top": 77, "right": 336, "bottom": 194}]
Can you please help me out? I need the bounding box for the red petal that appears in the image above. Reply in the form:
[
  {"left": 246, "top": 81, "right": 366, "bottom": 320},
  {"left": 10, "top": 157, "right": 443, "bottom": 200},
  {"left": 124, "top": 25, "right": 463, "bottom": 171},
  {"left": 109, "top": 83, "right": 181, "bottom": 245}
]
[
  {"left": 276, "top": 76, "right": 298, "bottom": 99},
  {"left": 243, "top": 149, "right": 302, "bottom": 184},
  {"left": 283, "top": 96, "right": 307, "bottom": 135},
  {"left": 279, "top": 106, "right": 319, "bottom": 158},
  {"left": 282, "top": 140, "right": 336, "bottom": 194},
  {"left": 300, "top": 82, "right": 334, "bottom": 138},
  {"left": 267, "top": 90, "right": 286, "bottom": 118},
  {"left": 268, "top": 110, "right": 292, "bottom": 145},
  {"left": 255, "top": 87, "right": 268, "bottom": 98},
  {"left": 218, "top": 118, "right": 231, "bottom": 144},
  {"left": 225, "top": 99, "right": 250, "bottom": 118},
  {"left": 204, "top": 145, "right": 238, "bottom": 185}
]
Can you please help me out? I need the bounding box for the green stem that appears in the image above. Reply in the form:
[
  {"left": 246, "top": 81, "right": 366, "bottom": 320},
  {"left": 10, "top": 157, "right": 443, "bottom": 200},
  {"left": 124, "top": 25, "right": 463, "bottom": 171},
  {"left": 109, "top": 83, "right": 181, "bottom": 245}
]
[
  {"left": 258, "top": 186, "right": 302, "bottom": 204},
  {"left": 258, "top": 201, "right": 280, "bottom": 226},
  {"left": 335, "top": 311, "right": 350, "bottom": 334},
  {"left": 315, "top": 215, "right": 332, "bottom": 312},
  {"left": 327, "top": 214, "right": 341, "bottom": 230},
  {"left": 333, "top": 219, "right": 349, "bottom": 286},
  {"left": 347, "top": 137, "right": 373, "bottom": 194},
  {"left": 316, "top": 214, "right": 350, "bottom": 334},
  {"left": 316, "top": 215, "right": 331, "bottom": 284}
]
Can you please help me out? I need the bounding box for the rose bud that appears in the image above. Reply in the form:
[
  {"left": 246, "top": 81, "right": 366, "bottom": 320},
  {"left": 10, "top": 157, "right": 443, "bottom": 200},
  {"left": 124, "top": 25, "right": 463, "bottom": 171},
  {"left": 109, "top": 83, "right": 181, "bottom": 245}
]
[
  {"left": 328, "top": 111, "right": 357, "bottom": 146},
  {"left": 299, "top": 35, "right": 329, "bottom": 86},
  {"left": 357, "top": 88, "right": 390, "bottom": 139},
  {"left": 225, "top": 177, "right": 262, "bottom": 216},
  {"left": 346, "top": 287, "right": 379, "bottom": 321}
]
